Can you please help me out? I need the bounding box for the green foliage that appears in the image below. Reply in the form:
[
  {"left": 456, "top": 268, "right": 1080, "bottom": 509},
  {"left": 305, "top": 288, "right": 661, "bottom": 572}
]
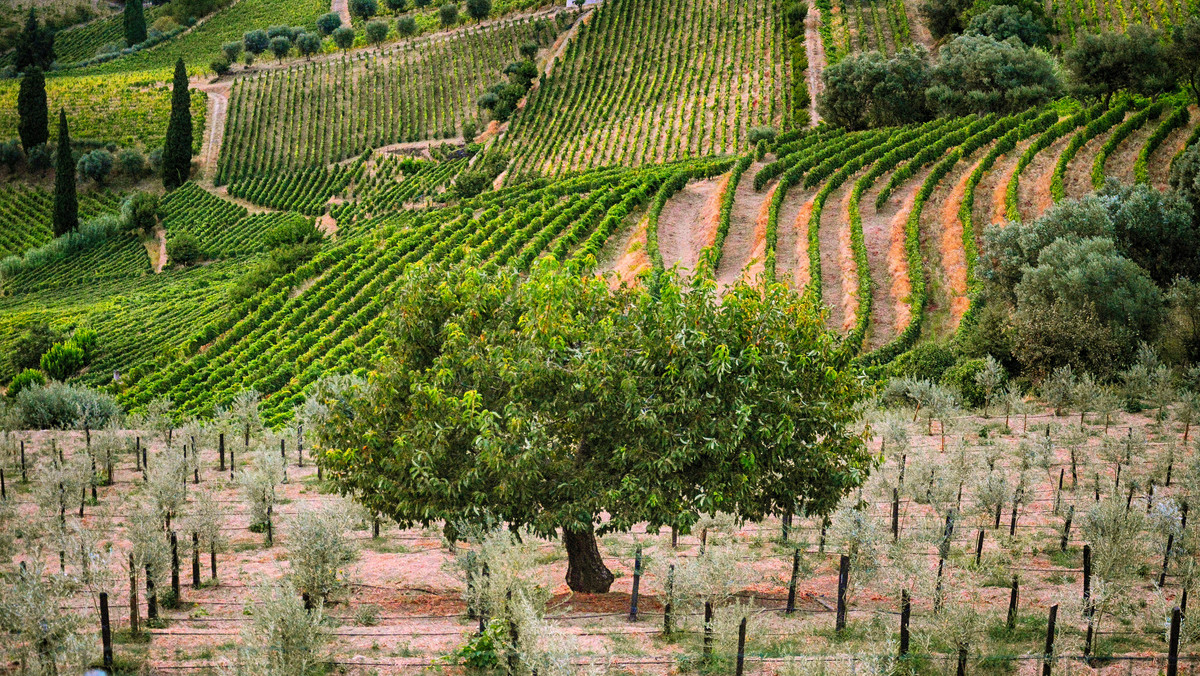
[
  {"left": 964, "top": 4, "right": 1048, "bottom": 47},
  {"left": 396, "top": 15, "right": 418, "bottom": 35},
  {"left": 365, "top": 19, "right": 388, "bottom": 44},
  {"left": 9, "top": 321, "right": 61, "bottom": 373},
  {"left": 167, "top": 232, "right": 202, "bottom": 266},
  {"left": 40, "top": 341, "right": 86, "bottom": 380},
  {"left": 268, "top": 35, "right": 291, "bottom": 60},
  {"left": 117, "top": 148, "right": 146, "bottom": 176},
  {"left": 1065, "top": 27, "right": 1174, "bottom": 105},
  {"left": 53, "top": 109, "right": 78, "bottom": 237},
  {"left": 76, "top": 148, "right": 114, "bottom": 184},
  {"left": 891, "top": 342, "right": 957, "bottom": 382},
  {"left": 332, "top": 26, "right": 354, "bottom": 50},
  {"left": 466, "top": 0, "right": 492, "bottom": 20},
  {"left": 125, "top": 0, "right": 148, "bottom": 45},
  {"left": 439, "top": 3, "right": 458, "bottom": 26},
  {"left": 312, "top": 262, "right": 871, "bottom": 590},
  {"left": 351, "top": 0, "right": 379, "bottom": 19},
  {"left": 1103, "top": 181, "right": 1199, "bottom": 286},
  {"left": 316, "top": 12, "right": 341, "bottom": 35},
  {"left": 919, "top": 0, "right": 971, "bottom": 40},
  {"left": 8, "top": 368, "right": 45, "bottom": 397},
  {"left": 925, "top": 34, "right": 1060, "bottom": 117},
  {"left": 942, "top": 358, "right": 987, "bottom": 408},
  {"left": 1170, "top": 16, "right": 1200, "bottom": 103},
  {"left": 449, "top": 619, "right": 505, "bottom": 668},
  {"left": 818, "top": 48, "right": 931, "bottom": 130},
  {"left": 15, "top": 8, "right": 56, "bottom": 72},
  {"left": 262, "top": 214, "right": 323, "bottom": 248},
  {"left": 295, "top": 31, "right": 320, "bottom": 58},
  {"left": 162, "top": 59, "right": 193, "bottom": 190},
  {"left": 15, "top": 381, "right": 120, "bottom": 428},
  {"left": 123, "top": 191, "right": 159, "bottom": 233},
  {"left": 243, "top": 29, "right": 269, "bottom": 54},
  {"left": 17, "top": 66, "right": 48, "bottom": 152}
]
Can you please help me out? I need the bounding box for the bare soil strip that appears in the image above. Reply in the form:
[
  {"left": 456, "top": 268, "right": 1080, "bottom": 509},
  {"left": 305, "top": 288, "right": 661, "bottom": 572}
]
[
  {"left": 1019, "top": 132, "right": 1074, "bottom": 222},
  {"left": 1061, "top": 124, "right": 1119, "bottom": 202},
  {"left": 715, "top": 162, "right": 771, "bottom": 292},
  {"left": 595, "top": 212, "right": 651, "bottom": 288},
  {"left": 1148, "top": 107, "right": 1199, "bottom": 190},
  {"left": 818, "top": 180, "right": 858, "bottom": 334},
  {"left": 974, "top": 138, "right": 1031, "bottom": 228},
  {"left": 657, "top": 175, "right": 727, "bottom": 278},
  {"left": 805, "top": 5, "right": 826, "bottom": 125},
  {"left": 862, "top": 173, "right": 926, "bottom": 351},
  {"left": 193, "top": 79, "right": 230, "bottom": 185},
  {"left": 772, "top": 185, "right": 813, "bottom": 290},
  {"left": 930, "top": 158, "right": 980, "bottom": 338},
  {"left": 1105, "top": 113, "right": 1163, "bottom": 186}
]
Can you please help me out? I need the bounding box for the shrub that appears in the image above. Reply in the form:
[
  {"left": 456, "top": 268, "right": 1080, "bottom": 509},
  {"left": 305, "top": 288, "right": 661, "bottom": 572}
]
[
  {"left": 233, "top": 580, "right": 328, "bottom": 675},
  {"left": 891, "top": 342, "right": 957, "bottom": 382},
  {"left": 466, "top": 0, "right": 492, "bottom": 20},
  {"left": 287, "top": 504, "right": 358, "bottom": 605},
  {"left": 76, "top": 149, "right": 114, "bottom": 184},
  {"left": 350, "top": 0, "right": 378, "bottom": 19},
  {"left": 7, "top": 369, "right": 45, "bottom": 398},
  {"left": 263, "top": 215, "right": 323, "bottom": 248},
  {"left": 168, "top": 232, "right": 203, "bottom": 265},
  {"left": 296, "top": 32, "right": 321, "bottom": 59},
  {"left": 15, "top": 381, "right": 120, "bottom": 429},
  {"left": 244, "top": 29, "right": 269, "bottom": 55},
  {"left": 211, "top": 55, "right": 233, "bottom": 75},
  {"left": 454, "top": 170, "right": 491, "bottom": 198},
  {"left": 222, "top": 40, "right": 243, "bottom": 61},
  {"left": 748, "top": 126, "right": 777, "bottom": 144},
  {"left": 332, "top": 26, "right": 355, "bottom": 51},
  {"left": 439, "top": 3, "right": 458, "bottom": 26},
  {"left": 365, "top": 19, "right": 389, "bottom": 45},
  {"left": 942, "top": 358, "right": 987, "bottom": 409},
  {"left": 123, "top": 191, "right": 160, "bottom": 233},
  {"left": 9, "top": 321, "right": 61, "bottom": 373},
  {"left": 316, "top": 12, "right": 342, "bottom": 35},
  {"left": 39, "top": 342, "right": 86, "bottom": 380},
  {"left": 0, "top": 140, "right": 23, "bottom": 172},
  {"left": 27, "top": 143, "right": 51, "bottom": 173},
  {"left": 117, "top": 148, "right": 146, "bottom": 176}
]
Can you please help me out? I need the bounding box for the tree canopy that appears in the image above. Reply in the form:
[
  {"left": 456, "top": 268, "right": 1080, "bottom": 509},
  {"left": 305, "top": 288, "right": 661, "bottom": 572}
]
[
  {"left": 311, "top": 261, "right": 873, "bottom": 592},
  {"left": 1065, "top": 26, "right": 1173, "bottom": 105}
]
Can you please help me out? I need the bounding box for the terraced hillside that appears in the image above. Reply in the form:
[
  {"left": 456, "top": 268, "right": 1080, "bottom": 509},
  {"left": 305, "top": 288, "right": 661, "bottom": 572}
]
[{"left": 501, "top": 0, "right": 793, "bottom": 178}]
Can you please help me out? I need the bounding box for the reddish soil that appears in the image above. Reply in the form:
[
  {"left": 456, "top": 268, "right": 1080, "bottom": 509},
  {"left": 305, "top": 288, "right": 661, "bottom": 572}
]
[
  {"left": 933, "top": 158, "right": 979, "bottom": 336},
  {"left": 1062, "top": 124, "right": 1119, "bottom": 202},
  {"left": 657, "top": 175, "right": 727, "bottom": 279},
  {"left": 1019, "top": 132, "right": 1074, "bottom": 223},
  {"left": 715, "top": 162, "right": 772, "bottom": 292},
  {"left": 1106, "top": 111, "right": 1164, "bottom": 186},
  {"left": 1148, "top": 107, "right": 1199, "bottom": 191},
  {"left": 598, "top": 213, "right": 651, "bottom": 289},
  {"left": 861, "top": 174, "right": 923, "bottom": 351},
  {"left": 805, "top": 5, "right": 826, "bottom": 125},
  {"left": 984, "top": 138, "right": 1035, "bottom": 226},
  {"left": 818, "top": 180, "right": 859, "bottom": 334},
  {"left": 772, "top": 186, "right": 814, "bottom": 291}
]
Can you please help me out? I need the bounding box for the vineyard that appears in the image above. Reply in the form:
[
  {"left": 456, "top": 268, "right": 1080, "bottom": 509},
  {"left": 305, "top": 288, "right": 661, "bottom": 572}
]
[
  {"left": 48, "top": 4, "right": 170, "bottom": 67},
  {"left": 500, "top": 0, "right": 793, "bottom": 179},
  {"left": 215, "top": 16, "right": 560, "bottom": 183},
  {"left": 0, "top": 73, "right": 206, "bottom": 153},
  {"left": 1050, "top": 0, "right": 1194, "bottom": 45},
  {"left": 0, "top": 185, "right": 125, "bottom": 259}
]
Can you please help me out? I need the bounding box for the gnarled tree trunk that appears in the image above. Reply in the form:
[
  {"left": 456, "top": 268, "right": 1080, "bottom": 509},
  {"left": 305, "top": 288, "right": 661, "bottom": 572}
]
[{"left": 563, "top": 527, "right": 614, "bottom": 593}]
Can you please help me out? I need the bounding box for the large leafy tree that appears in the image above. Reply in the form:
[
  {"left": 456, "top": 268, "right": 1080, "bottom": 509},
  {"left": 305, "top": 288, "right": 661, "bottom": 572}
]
[
  {"left": 1170, "top": 17, "right": 1200, "bottom": 102},
  {"left": 162, "top": 59, "right": 193, "bottom": 190},
  {"left": 311, "top": 262, "right": 872, "bottom": 593},
  {"left": 17, "top": 66, "right": 48, "bottom": 152},
  {"left": 817, "top": 47, "right": 932, "bottom": 130},
  {"left": 15, "top": 8, "right": 54, "bottom": 72},
  {"left": 52, "top": 109, "right": 77, "bottom": 237},
  {"left": 1065, "top": 27, "right": 1174, "bottom": 105},
  {"left": 926, "top": 34, "right": 1060, "bottom": 116},
  {"left": 124, "top": 0, "right": 148, "bottom": 46}
]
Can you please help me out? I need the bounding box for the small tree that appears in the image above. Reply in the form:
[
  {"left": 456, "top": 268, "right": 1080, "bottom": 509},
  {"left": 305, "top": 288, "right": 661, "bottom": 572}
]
[
  {"left": 519, "top": 41, "right": 538, "bottom": 60},
  {"left": 232, "top": 580, "right": 328, "bottom": 676},
  {"left": 188, "top": 488, "right": 227, "bottom": 581},
  {"left": 268, "top": 35, "right": 291, "bottom": 62},
  {"left": 77, "top": 148, "right": 114, "bottom": 184},
  {"left": 221, "top": 40, "right": 243, "bottom": 62},
  {"left": 124, "top": 0, "right": 148, "bottom": 45},
  {"left": 396, "top": 15, "right": 418, "bottom": 36},
  {"left": 117, "top": 148, "right": 146, "bottom": 177},
  {"left": 146, "top": 447, "right": 188, "bottom": 529},
  {"left": 315, "top": 12, "right": 341, "bottom": 36},
  {"left": 351, "top": 0, "right": 378, "bottom": 19},
  {"left": 296, "top": 31, "right": 321, "bottom": 59},
  {"left": 0, "top": 140, "right": 22, "bottom": 172},
  {"left": 973, "top": 355, "right": 1005, "bottom": 417},
  {"left": 52, "top": 109, "right": 78, "bottom": 236},
  {"left": 1042, "top": 365, "right": 1076, "bottom": 417},
  {"left": 332, "top": 26, "right": 355, "bottom": 51},
  {"left": 238, "top": 447, "right": 284, "bottom": 533},
  {"left": 365, "top": 19, "right": 388, "bottom": 45},
  {"left": 0, "top": 561, "right": 88, "bottom": 674},
  {"left": 288, "top": 504, "right": 358, "bottom": 606},
  {"left": 162, "top": 59, "right": 193, "bottom": 190},
  {"left": 439, "top": 2, "right": 458, "bottom": 26},
  {"left": 17, "top": 66, "right": 48, "bottom": 152},
  {"left": 387, "top": 0, "right": 409, "bottom": 9},
  {"left": 243, "top": 29, "right": 269, "bottom": 56},
  {"left": 466, "top": 0, "right": 491, "bottom": 20}
]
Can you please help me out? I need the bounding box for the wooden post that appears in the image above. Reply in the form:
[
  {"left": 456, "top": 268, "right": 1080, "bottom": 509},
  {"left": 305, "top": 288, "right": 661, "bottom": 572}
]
[
  {"left": 1061, "top": 505, "right": 1074, "bottom": 553},
  {"left": 297, "top": 424, "right": 303, "bottom": 468},
  {"left": 956, "top": 646, "right": 967, "bottom": 676},
  {"left": 128, "top": 553, "right": 139, "bottom": 637},
  {"left": 266, "top": 505, "right": 273, "bottom": 546},
  {"left": 628, "top": 547, "right": 641, "bottom": 622},
  {"left": 1147, "top": 481, "right": 1155, "bottom": 514},
  {"left": 836, "top": 554, "right": 849, "bottom": 632},
  {"left": 994, "top": 502, "right": 1002, "bottom": 529},
  {"left": 1082, "top": 544, "right": 1091, "bottom": 609},
  {"left": 1006, "top": 574, "right": 1018, "bottom": 630},
  {"left": 19, "top": 440, "right": 26, "bottom": 482},
  {"left": 1182, "top": 589, "right": 1189, "bottom": 617},
  {"left": 210, "top": 542, "right": 218, "bottom": 582},
  {"left": 1054, "top": 469, "right": 1063, "bottom": 515},
  {"left": 935, "top": 557, "right": 945, "bottom": 611},
  {"left": 230, "top": 446, "right": 235, "bottom": 480},
  {"left": 703, "top": 601, "right": 713, "bottom": 657},
  {"left": 218, "top": 433, "right": 225, "bottom": 471},
  {"left": 781, "top": 511, "right": 791, "bottom": 542},
  {"left": 100, "top": 591, "right": 113, "bottom": 670},
  {"left": 701, "top": 527, "right": 708, "bottom": 554},
  {"left": 1115, "top": 463, "right": 1121, "bottom": 493},
  {"left": 280, "top": 438, "right": 287, "bottom": 484},
  {"left": 974, "top": 529, "right": 984, "bottom": 566},
  {"left": 1161, "top": 530, "right": 1175, "bottom": 588},
  {"left": 1168, "top": 606, "right": 1182, "bottom": 676},
  {"left": 892, "top": 488, "right": 899, "bottom": 540},
  {"left": 664, "top": 564, "right": 674, "bottom": 635},
  {"left": 819, "top": 518, "right": 827, "bottom": 554},
  {"left": 735, "top": 616, "right": 747, "bottom": 676},
  {"left": 786, "top": 548, "right": 800, "bottom": 614},
  {"left": 671, "top": 526, "right": 678, "bottom": 549},
  {"left": 899, "top": 589, "right": 911, "bottom": 657},
  {"left": 1042, "top": 604, "right": 1057, "bottom": 676},
  {"left": 192, "top": 532, "right": 200, "bottom": 587},
  {"left": 372, "top": 515, "right": 380, "bottom": 538},
  {"left": 170, "top": 531, "right": 180, "bottom": 602},
  {"left": 1168, "top": 459, "right": 1174, "bottom": 487},
  {"left": 1, "top": 468, "right": 5, "bottom": 500},
  {"left": 1009, "top": 491, "right": 1020, "bottom": 536}
]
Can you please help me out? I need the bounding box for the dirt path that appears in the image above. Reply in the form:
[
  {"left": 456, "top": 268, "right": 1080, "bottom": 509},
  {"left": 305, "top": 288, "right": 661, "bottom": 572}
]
[
  {"left": 805, "top": 5, "right": 826, "bottom": 125},
  {"left": 862, "top": 174, "right": 924, "bottom": 351},
  {"left": 1148, "top": 108, "right": 1198, "bottom": 190},
  {"left": 776, "top": 191, "right": 814, "bottom": 289},
  {"left": 1018, "top": 132, "right": 1074, "bottom": 222},
  {"left": 818, "top": 181, "right": 858, "bottom": 334},
  {"left": 1061, "top": 124, "right": 1119, "bottom": 202},
  {"left": 332, "top": 0, "right": 352, "bottom": 29},
  {"left": 193, "top": 79, "right": 230, "bottom": 185},
  {"left": 903, "top": 0, "right": 935, "bottom": 50},
  {"left": 715, "top": 162, "right": 771, "bottom": 292},
  {"left": 1105, "top": 112, "right": 1163, "bottom": 186},
  {"left": 596, "top": 213, "right": 651, "bottom": 288},
  {"left": 657, "top": 176, "right": 727, "bottom": 278},
  {"left": 144, "top": 226, "right": 168, "bottom": 273}
]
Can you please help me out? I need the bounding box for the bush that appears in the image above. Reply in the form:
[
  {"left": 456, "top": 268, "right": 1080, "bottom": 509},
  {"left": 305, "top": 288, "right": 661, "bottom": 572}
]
[
  {"left": 15, "top": 382, "right": 120, "bottom": 429},
  {"left": 466, "top": 0, "right": 491, "bottom": 20},
  {"left": 244, "top": 29, "right": 269, "bottom": 54},
  {"left": 296, "top": 32, "right": 321, "bottom": 58},
  {"left": 386, "top": 0, "right": 409, "bottom": 9},
  {"left": 287, "top": 505, "right": 357, "bottom": 605},
  {"left": 332, "top": 26, "right": 355, "bottom": 50},
  {"left": 0, "top": 140, "right": 23, "bottom": 172},
  {"left": 439, "top": 3, "right": 458, "bottom": 26},
  {"left": 454, "top": 170, "right": 491, "bottom": 198},
  {"left": 351, "top": 0, "right": 378, "bottom": 19},
  {"left": 7, "top": 369, "right": 45, "bottom": 398},
  {"left": 365, "top": 19, "right": 388, "bottom": 45},
  {"left": 891, "top": 342, "right": 957, "bottom": 382},
  {"left": 77, "top": 149, "right": 114, "bottom": 184},
  {"left": 748, "top": 126, "right": 777, "bottom": 145},
  {"left": 117, "top": 148, "right": 146, "bottom": 177},
  {"left": 316, "top": 12, "right": 342, "bottom": 35},
  {"left": 27, "top": 143, "right": 51, "bottom": 173},
  {"left": 221, "top": 40, "right": 243, "bottom": 61},
  {"left": 40, "top": 342, "right": 85, "bottom": 380},
  {"left": 211, "top": 55, "right": 232, "bottom": 75},
  {"left": 123, "top": 191, "right": 159, "bottom": 233},
  {"left": 9, "top": 321, "right": 60, "bottom": 373},
  {"left": 941, "top": 358, "right": 987, "bottom": 408},
  {"left": 71, "top": 327, "right": 98, "bottom": 361},
  {"left": 167, "top": 232, "right": 202, "bottom": 265},
  {"left": 263, "top": 215, "right": 323, "bottom": 248}
]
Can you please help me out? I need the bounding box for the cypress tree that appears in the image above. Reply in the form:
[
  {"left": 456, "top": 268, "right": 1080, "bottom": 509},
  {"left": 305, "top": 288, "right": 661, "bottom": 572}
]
[
  {"left": 53, "top": 109, "right": 78, "bottom": 237},
  {"left": 17, "top": 66, "right": 48, "bottom": 152},
  {"left": 15, "top": 8, "right": 55, "bottom": 72},
  {"left": 124, "top": 0, "right": 147, "bottom": 46},
  {"left": 162, "top": 59, "right": 192, "bottom": 190}
]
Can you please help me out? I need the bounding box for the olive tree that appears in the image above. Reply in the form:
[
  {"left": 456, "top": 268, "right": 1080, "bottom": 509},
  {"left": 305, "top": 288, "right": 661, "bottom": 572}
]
[{"left": 311, "top": 261, "right": 872, "bottom": 592}]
